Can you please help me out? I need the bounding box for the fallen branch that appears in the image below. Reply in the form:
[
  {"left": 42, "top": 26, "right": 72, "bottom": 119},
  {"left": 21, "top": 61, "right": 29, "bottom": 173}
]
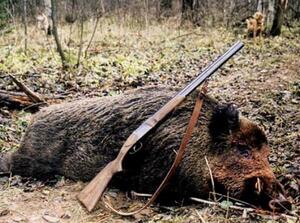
[{"left": 9, "top": 74, "right": 46, "bottom": 104}]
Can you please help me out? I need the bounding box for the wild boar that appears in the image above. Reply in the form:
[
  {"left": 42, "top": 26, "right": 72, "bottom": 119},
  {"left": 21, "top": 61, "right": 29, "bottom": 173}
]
[{"left": 0, "top": 86, "right": 291, "bottom": 211}]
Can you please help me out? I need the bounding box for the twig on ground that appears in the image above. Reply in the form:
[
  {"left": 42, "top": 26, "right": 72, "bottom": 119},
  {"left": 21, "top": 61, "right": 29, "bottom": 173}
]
[
  {"left": 205, "top": 156, "right": 217, "bottom": 202},
  {"left": 130, "top": 191, "right": 152, "bottom": 199},
  {"left": 23, "top": 102, "right": 47, "bottom": 111},
  {"left": 159, "top": 31, "right": 201, "bottom": 44},
  {"left": 195, "top": 209, "right": 207, "bottom": 223},
  {"left": 8, "top": 171, "right": 12, "bottom": 188},
  {"left": 210, "top": 191, "right": 257, "bottom": 209},
  {"left": 225, "top": 191, "right": 230, "bottom": 220}
]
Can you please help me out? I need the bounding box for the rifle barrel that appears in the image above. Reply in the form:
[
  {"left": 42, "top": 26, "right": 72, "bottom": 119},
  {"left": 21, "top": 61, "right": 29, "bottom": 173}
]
[{"left": 178, "top": 41, "right": 244, "bottom": 97}]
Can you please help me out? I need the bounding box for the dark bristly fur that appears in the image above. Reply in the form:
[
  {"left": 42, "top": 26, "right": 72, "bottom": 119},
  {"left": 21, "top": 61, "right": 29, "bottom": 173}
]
[{"left": 0, "top": 86, "right": 289, "bottom": 209}]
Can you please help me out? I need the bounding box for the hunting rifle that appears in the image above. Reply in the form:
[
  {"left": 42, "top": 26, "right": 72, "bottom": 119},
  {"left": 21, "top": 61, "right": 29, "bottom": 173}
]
[{"left": 77, "top": 41, "right": 244, "bottom": 212}]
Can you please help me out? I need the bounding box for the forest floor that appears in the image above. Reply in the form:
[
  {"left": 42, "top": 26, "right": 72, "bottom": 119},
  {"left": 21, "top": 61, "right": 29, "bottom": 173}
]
[{"left": 0, "top": 21, "right": 299, "bottom": 222}]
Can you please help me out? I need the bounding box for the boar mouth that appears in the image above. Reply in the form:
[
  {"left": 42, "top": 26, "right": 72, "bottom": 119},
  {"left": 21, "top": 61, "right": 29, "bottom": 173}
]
[{"left": 240, "top": 177, "right": 292, "bottom": 212}]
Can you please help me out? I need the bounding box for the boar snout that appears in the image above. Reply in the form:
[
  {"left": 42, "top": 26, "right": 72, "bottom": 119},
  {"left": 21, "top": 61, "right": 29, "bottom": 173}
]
[{"left": 243, "top": 176, "right": 292, "bottom": 212}]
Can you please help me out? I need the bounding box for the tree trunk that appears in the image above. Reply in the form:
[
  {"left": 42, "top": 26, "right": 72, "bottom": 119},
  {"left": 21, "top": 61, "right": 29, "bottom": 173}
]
[
  {"left": 182, "top": 0, "right": 194, "bottom": 22},
  {"left": 51, "top": 0, "right": 68, "bottom": 69},
  {"left": 270, "top": 0, "right": 286, "bottom": 36},
  {"left": 84, "top": 17, "right": 100, "bottom": 58},
  {"left": 84, "top": 0, "right": 104, "bottom": 58},
  {"left": 257, "top": 0, "right": 268, "bottom": 23},
  {"left": 172, "top": 0, "right": 182, "bottom": 13},
  {"left": 267, "top": 0, "right": 275, "bottom": 28},
  {"left": 44, "top": 0, "right": 52, "bottom": 35},
  {"left": 143, "top": 0, "right": 149, "bottom": 29},
  {"left": 257, "top": 0, "right": 263, "bottom": 12},
  {"left": 76, "top": 15, "right": 84, "bottom": 67},
  {"left": 9, "top": 0, "right": 17, "bottom": 34},
  {"left": 224, "top": 0, "right": 235, "bottom": 27},
  {"left": 161, "top": 0, "right": 172, "bottom": 11},
  {"left": 22, "top": 0, "right": 28, "bottom": 54}
]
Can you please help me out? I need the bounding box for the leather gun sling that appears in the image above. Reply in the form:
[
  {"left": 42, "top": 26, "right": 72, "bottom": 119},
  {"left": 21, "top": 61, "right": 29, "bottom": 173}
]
[{"left": 103, "top": 91, "right": 206, "bottom": 216}]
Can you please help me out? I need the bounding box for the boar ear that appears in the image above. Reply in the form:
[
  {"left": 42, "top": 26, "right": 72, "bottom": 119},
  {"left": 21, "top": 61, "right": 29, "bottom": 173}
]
[
  {"left": 209, "top": 103, "right": 239, "bottom": 139},
  {"left": 252, "top": 127, "right": 268, "bottom": 147}
]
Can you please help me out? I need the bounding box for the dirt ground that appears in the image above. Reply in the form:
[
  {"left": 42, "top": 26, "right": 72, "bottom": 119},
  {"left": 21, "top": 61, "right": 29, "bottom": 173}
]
[{"left": 0, "top": 24, "right": 299, "bottom": 222}]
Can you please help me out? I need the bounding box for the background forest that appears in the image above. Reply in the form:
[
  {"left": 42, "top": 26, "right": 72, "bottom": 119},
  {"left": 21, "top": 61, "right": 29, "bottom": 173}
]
[{"left": 0, "top": 0, "right": 299, "bottom": 223}]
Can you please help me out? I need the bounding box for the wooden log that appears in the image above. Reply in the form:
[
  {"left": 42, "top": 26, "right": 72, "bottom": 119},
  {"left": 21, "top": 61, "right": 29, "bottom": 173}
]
[
  {"left": 0, "top": 90, "right": 63, "bottom": 111},
  {"left": 0, "top": 90, "right": 34, "bottom": 108}
]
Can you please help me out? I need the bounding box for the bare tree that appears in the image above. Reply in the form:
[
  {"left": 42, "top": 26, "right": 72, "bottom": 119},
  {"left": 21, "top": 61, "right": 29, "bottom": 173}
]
[
  {"left": 223, "top": 0, "right": 235, "bottom": 27},
  {"left": 270, "top": 0, "right": 288, "bottom": 36},
  {"left": 8, "top": 0, "right": 17, "bottom": 29},
  {"left": 44, "top": 0, "right": 52, "bottom": 35},
  {"left": 76, "top": 12, "right": 84, "bottom": 67},
  {"left": 51, "top": 0, "right": 68, "bottom": 69},
  {"left": 182, "top": 0, "right": 193, "bottom": 21},
  {"left": 84, "top": 0, "right": 105, "bottom": 58},
  {"left": 143, "top": 0, "right": 149, "bottom": 29},
  {"left": 257, "top": 0, "right": 268, "bottom": 14},
  {"left": 22, "top": 0, "right": 28, "bottom": 54},
  {"left": 267, "top": 0, "right": 276, "bottom": 28},
  {"left": 66, "top": 0, "right": 77, "bottom": 56}
]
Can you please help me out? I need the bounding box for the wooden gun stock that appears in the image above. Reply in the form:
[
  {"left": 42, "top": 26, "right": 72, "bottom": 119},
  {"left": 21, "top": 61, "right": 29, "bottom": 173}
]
[
  {"left": 77, "top": 160, "right": 120, "bottom": 212},
  {"left": 77, "top": 41, "right": 244, "bottom": 212}
]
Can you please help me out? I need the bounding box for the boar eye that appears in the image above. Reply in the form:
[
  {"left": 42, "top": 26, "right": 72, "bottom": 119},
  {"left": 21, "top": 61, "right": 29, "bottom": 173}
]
[{"left": 237, "top": 144, "right": 251, "bottom": 158}]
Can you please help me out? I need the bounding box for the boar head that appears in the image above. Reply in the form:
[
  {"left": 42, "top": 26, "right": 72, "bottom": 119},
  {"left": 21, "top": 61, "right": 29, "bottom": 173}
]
[{"left": 208, "top": 104, "right": 291, "bottom": 212}]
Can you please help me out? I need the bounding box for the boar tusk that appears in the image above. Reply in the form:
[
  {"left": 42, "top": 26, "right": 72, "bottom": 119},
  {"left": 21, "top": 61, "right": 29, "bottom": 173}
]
[{"left": 255, "top": 178, "right": 262, "bottom": 194}]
